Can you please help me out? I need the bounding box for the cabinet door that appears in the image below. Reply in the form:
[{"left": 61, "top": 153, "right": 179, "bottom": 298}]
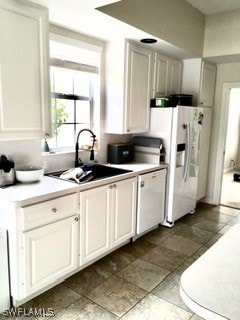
[
  {"left": 0, "top": 1, "right": 50, "bottom": 140},
  {"left": 125, "top": 42, "right": 153, "bottom": 133},
  {"left": 111, "top": 178, "right": 137, "bottom": 248},
  {"left": 80, "top": 185, "right": 111, "bottom": 266},
  {"left": 22, "top": 216, "right": 78, "bottom": 297},
  {"left": 153, "top": 52, "right": 169, "bottom": 97},
  {"left": 199, "top": 62, "right": 216, "bottom": 107},
  {"left": 168, "top": 58, "right": 182, "bottom": 95}
]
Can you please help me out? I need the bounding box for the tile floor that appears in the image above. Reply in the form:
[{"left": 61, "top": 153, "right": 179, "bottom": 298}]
[{"left": 2, "top": 202, "right": 240, "bottom": 320}]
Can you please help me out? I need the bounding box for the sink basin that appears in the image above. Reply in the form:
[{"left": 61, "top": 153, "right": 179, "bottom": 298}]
[{"left": 46, "top": 164, "right": 132, "bottom": 184}]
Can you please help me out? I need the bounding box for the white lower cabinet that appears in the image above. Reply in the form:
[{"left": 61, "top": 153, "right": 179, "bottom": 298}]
[
  {"left": 80, "top": 177, "right": 137, "bottom": 266},
  {"left": 17, "top": 192, "right": 79, "bottom": 300},
  {"left": 80, "top": 184, "right": 111, "bottom": 265},
  {"left": 22, "top": 216, "right": 78, "bottom": 296},
  {"left": 7, "top": 177, "right": 137, "bottom": 305},
  {"left": 111, "top": 178, "right": 137, "bottom": 248}
]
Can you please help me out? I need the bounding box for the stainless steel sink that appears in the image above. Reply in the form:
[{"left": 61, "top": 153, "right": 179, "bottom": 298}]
[{"left": 46, "top": 164, "right": 132, "bottom": 184}]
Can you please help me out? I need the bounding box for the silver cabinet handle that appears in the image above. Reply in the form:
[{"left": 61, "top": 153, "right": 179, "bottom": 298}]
[
  {"left": 109, "top": 184, "right": 117, "bottom": 189},
  {"left": 52, "top": 208, "right": 57, "bottom": 213},
  {"left": 74, "top": 217, "right": 79, "bottom": 222}
]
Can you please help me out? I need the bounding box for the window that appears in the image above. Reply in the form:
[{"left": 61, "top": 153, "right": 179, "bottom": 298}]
[{"left": 46, "top": 34, "right": 101, "bottom": 153}]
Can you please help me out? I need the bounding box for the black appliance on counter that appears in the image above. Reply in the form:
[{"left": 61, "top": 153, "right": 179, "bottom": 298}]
[
  {"left": 0, "top": 155, "right": 15, "bottom": 187},
  {"left": 107, "top": 143, "right": 133, "bottom": 164}
]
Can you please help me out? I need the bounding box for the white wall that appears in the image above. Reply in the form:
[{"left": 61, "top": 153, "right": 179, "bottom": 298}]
[
  {"left": 206, "top": 63, "right": 240, "bottom": 204},
  {"left": 224, "top": 88, "right": 240, "bottom": 171},
  {"left": 0, "top": 139, "right": 42, "bottom": 168},
  {"left": 204, "top": 10, "right": 240, "bottom": 60}
]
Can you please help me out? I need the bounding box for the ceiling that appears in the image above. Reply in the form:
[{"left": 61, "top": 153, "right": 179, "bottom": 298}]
[
  {"left": 186, "top": 0, "right": 240, "bottom": 15},
  {"left": 31, "top": 0, "right": 240, "bottom": 60}
]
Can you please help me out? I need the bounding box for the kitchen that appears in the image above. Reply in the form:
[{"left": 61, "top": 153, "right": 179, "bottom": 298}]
[{"left": 0, "top": 0, "right": 240, "bottom": 319}]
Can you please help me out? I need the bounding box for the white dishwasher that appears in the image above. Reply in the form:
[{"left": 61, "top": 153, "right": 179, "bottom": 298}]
[{"left": 136, "top": 169, "right": 166, "bottom": 234}]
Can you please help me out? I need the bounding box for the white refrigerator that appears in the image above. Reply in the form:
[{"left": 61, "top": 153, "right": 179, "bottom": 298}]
[{"left": 149, "top": 106, "right": 205, "bottom": 226}]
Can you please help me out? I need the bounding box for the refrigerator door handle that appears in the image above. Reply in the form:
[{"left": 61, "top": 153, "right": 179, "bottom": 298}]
[{"left": 183, "top": 122, "right": 191, "bottom": 182}]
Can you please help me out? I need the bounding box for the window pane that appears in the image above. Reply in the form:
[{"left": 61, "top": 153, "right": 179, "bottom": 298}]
[
  {"left": 76, "top": 101, "right": 90, "bottom": 125},
  {"left": 56, "top": 125, "right": 75, "bottom": 148},
  {"left": 51, "top": 98, "right": 72, "bottom": 136},
  {"left": 53, "top": 67, "right": 73, "bottom": 94},
  {"left": 73, "top": 71, "right": 90, "bottom": 96},
  {"left": 48, "top": 64, "right": 98, "bottom": 152}
]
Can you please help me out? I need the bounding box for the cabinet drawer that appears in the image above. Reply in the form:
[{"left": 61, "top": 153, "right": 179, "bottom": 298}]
[{"left": 21, "top": 193, "right": 78, "bottom": 231}]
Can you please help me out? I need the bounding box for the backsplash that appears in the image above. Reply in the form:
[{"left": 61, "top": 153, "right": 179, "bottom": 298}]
[
  {"left": 0, "top": 133, "right": 132, "bottom": 173},
  {"left": 0, "top": 140, "right": 43, "bottom": 168}
]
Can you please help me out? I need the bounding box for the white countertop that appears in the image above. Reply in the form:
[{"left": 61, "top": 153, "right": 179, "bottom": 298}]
[
  {"left": 180, "top": 224, "right": 240, "bottom": 320},
  {"left": 0, "top": 162, "right": 167, "bottom": 207}
]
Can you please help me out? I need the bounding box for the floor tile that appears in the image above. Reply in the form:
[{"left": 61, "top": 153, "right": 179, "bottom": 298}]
[
  {"left": 95, "top": 248, "right": 136, "bottom": 273},
  {"left": 218, "top": 224, "right": 233, "bottom": 234},
  {"left": 121, "top": 294, "right": 192, "bottom": 320},
  {"left": 141, "top": 245, "right": 187, "bottom": 271},
  {"left": 120, "top": 238, "right": 157, "bottom": 258},
  {"left": 141, "top": 231, "right": 170, "bottom": 245},
  {"left": 0, "top": 310, "right": 36, "bottom": 320},
  {"left": 204, "top": 233, "right": 223, "bottom": 248},
  {"left": 160, "top": 235, "right": 202, "bottom": 256},
  {"left": 152, "top": 272, "right": 191, "bottom": 311},
  {"left": 23, "top": 284, "right": 81, "bottom": 315},
  {"left": 161, "top": 223, "right": 185, "bottom": 234},
  {"left": 228, "top": 214, "right": 240, "bottom": 226},
  {"left": 178, "top": 213, "right": 205, "bottom": 227},
  {"left": 176, "top": 226, "right": 215, "bottom": 244},
  {"left": 190, "top": 314, "right": 204, "bottom": 320},
  {"left": 196, "top": 203, "right": 216, "bottom": 211},
  {"left": 64, "top": 264, "right": 112, "bottom": 294},
  {"left": 212, "top": 205, "right": 239, "bottom": 216},
  {"left": 51, "top": 296, "right": 117, "bottom": 320},
  {"left": 198, "top": 210, "right": 233, "bottom": 224},
  {"left": 191, "top": 220, "right": 225, "bottom": 233},
  {"left": 117, "top": 258, "right": 170, "bottom": 291},
  {"left": 85, "top": 275, "right": 147, "bottom": 317}
]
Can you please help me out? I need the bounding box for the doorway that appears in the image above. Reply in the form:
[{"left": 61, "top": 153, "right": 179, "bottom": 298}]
[{"left": 220, "top": 87, "right": 240, "bottom": 209}]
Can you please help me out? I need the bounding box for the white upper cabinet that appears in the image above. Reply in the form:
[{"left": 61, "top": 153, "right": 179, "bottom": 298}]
[
  {"left": 182, "top": 58, "right": 216, "bottom": 107},
  {"left": 199, "top": 62, "right": 216, "bottom": 107},
  {"left": 125, "top": 42, "right": 153, "bottom": 133},
  {"left": 105, "top": 40, "right": 153, "bottom": 134},
  {"left": 153, "top": 52, "right": 169, "bottom": 97},
  {"left": 0, "top": 0, "right": 50, "bottom": 140},
  {"left": 168, "top": 58, "right": 182, "bottom": 95},
  {"left": 153, "top": 53, "right": 182, "bottom": 98}
]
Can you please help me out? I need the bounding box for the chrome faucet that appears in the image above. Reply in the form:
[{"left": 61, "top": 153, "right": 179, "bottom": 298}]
[{"left": 75, "top": 129, "right": 96, "bottom": 167}]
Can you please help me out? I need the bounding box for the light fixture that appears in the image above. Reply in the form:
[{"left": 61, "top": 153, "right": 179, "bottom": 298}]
[{"left": 140, "top": 38, "right": 157, "bottom": 44}]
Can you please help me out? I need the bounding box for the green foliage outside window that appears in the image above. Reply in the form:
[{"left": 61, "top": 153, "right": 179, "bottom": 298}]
[{"left": 51, "top": 98, "right": 69, "bottom": 136}]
